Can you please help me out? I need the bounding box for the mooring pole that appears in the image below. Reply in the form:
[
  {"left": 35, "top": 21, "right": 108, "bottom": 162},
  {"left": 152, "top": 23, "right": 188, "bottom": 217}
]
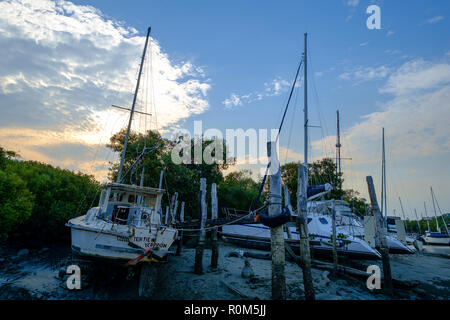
[
  {"left": 176, "top": 202, "right": 185, "bottom": 256},
  {"left": 194, "top": 178, "right": 207, "bottom": 274},
  {"left": 211, "top": 183, "right": 219, "bottom": 269},
  {"left": 165, "top": 206, "right": 169, "bottom": 225},
  {"left": 283, "top": 185, "right": 293, "bottom": 239},
  {"left": 366, "top": 176, "right": 393, "bottom": 297},
  {"left": 158, "top": 170, "right": 164, "bottom": 189},
  {"left": 267, "top": 141, "right": 286, "bottom": 300},
  {"left": 297, "top": 164, "right": 315, "bottom": 300},
  {"left": 172, "top": 192, "right": 179, "bottom": 223},
  {"left": 331, "top": 200, "right": 338, "bottom": 274}
]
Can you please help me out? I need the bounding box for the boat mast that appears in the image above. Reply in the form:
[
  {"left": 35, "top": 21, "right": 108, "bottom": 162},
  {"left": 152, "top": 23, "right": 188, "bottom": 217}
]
[
  {"left": 430, "top": 188, "right": 450, "bottom": 235},
  {"left": 303, "top": 33, "right": 308, "bottom": 177},
  {"left": 381, "top": 128, "right": 387, "bottom": 218},
  {"left": 430, "top": 187, "right": 441, "bottom": 233},
  {"left": 336, "top": 110, "right": 341, "bottom": 194},
  {"left": 117, "top": 26, "right": 152, "bottom": 183},
  {"left": 414, "top": 209, "right": 421, "bottom": 234},
  {"left": 398, "top": 197, "right": 408, "bottom": 233},
  {"left": 424, "top": 201, "right": 431, "bottom": 232}
]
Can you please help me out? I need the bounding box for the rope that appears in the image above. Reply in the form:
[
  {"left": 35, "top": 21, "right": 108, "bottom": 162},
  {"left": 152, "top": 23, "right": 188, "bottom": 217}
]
[{"left": 176, "top": 205, "right": 267, "bottom": 232}]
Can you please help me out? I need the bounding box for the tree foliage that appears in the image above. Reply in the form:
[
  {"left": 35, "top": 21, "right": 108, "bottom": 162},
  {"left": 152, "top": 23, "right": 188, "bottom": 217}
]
[
  {"left": 281, "top": 158, "right": 368, "bottom": 217},
  {"left": 0, "top": 146, "right": 99, "bottom": 243},
  {"left": 218, "top": 170, "right": 264, "bottom": 213},
  {"left": 106, "top": 130, "right": 232, "bottom": 220}
]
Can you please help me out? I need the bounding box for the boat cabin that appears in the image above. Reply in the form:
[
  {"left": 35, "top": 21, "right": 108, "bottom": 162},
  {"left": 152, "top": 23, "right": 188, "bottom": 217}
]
[{"left": 96, "top": 183, "right": 165, "bottom": 225}]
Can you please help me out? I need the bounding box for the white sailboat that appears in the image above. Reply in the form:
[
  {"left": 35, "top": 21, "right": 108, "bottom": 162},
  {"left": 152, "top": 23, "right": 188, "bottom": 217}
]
[
  {"left": 66, "top": 27, "right": 178, "bottom": 263},
  {"left": 421, "top": 187, "right": 450, "bottom": 245}
]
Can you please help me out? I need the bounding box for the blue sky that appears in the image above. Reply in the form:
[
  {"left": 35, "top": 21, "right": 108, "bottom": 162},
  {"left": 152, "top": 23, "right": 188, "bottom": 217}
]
[{"left": 0, "top": 0, "right": 449, "bottom": 219}]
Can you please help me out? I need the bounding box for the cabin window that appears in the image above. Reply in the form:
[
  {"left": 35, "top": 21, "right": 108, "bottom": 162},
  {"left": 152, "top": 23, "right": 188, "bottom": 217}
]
[
  {"left": 307, "top": 218, "right": 312, "bottom": 224},
  {"left": 128, "top": 194, "right": 135, "bottom": 203},
  {"left": 112, "top": 206, "right": 130, "bottom": 225},
  {"left": 319, "top": 217, "right": 328, "bottom": 225}
]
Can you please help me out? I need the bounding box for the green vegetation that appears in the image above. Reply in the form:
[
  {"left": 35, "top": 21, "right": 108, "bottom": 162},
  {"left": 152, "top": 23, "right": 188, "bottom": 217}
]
[
  {"left": 281, "top": 158, "right": 369, "bottom": 217},
  {"left": 405, "top": 214, "right": 450, "bottom": 234},
  {"left": 0, "top": 130, "right": 372, "bottom": 243},
  {"left": 0, "top": 146, "right": 99, "bottom": 244}
]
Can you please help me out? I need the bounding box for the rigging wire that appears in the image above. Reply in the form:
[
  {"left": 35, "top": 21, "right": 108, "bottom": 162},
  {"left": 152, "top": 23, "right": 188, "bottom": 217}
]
[{"left": 250, "top": 58, "right": 303, "bottom": 212}]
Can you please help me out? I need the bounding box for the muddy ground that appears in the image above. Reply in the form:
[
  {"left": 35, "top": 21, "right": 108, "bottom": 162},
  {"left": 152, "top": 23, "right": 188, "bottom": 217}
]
[{"left": 0, "top": 242, "right": 449, "bottom": 300}]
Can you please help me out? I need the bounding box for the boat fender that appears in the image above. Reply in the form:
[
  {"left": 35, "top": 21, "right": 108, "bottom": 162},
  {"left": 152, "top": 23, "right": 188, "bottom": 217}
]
[{"left": 257, "top": 207, "right": 291, "bottom": 228}]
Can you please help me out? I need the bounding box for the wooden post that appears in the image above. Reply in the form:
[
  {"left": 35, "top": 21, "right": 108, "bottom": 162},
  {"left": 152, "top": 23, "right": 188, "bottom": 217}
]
[
  {"left": 366, "top": 176, "right": 393, "bottom": 296},
  {"left": 283, "top": 185, "right": 293, "bottom": 239},
  {"left": 172, "top": 192, "right": 179, "bottom": 223},
  {"left": 297, "top": 164, "right": 315, "bottom": 300},
  {"left": 164, "top": 206, "right": 169, "bottom": 225},
  {"left": 211, "top": 183, "right": 219, "bottom": 269},
  {"left": 158, "top": 170, "right": 164, "bottom": 189},
  {"left": 194, "top": 178, "right": 207, "bottom": 274},
  {"left": 176, "top": 202, "right": 185, "bottom": 256},
  {"left": 331, "top": 200, "right": 338, "bottom": 274},
  {"left": 268, "top": 141, "right": 286, "bottom": 300}
]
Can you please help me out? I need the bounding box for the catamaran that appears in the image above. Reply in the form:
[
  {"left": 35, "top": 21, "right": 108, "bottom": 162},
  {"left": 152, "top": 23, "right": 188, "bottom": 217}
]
[
  {"left": 66, "top": 27, "right": 178, "bottom": 264},
  {"left": 308, "top": 200, "right": 414, "bottom": 254}
]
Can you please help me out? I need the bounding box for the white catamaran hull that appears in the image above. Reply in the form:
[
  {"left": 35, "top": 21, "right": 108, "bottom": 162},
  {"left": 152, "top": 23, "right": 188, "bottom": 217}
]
[{"left": 67, "top": 215, "right": 178, "bottom": 262}]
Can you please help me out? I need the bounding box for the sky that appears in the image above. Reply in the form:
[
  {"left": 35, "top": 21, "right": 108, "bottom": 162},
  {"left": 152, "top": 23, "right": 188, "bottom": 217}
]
[{"left": 0, "top": 0, "right": 449, "bottom": 219}]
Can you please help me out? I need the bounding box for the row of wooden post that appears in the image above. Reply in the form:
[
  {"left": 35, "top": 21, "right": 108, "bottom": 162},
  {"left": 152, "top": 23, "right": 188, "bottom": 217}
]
[
  {"left": 265, "top": 141, "right": 393, "bottom": 299},
  {"left": 189, "top": 141, "right": 393, "bottom": 299},
  {"left": 194, "top": 178, "right": 219, "bottom": 274}
]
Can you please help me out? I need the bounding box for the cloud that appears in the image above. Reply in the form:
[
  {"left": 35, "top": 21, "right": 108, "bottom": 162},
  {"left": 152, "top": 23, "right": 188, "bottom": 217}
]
[
  {"left": 312, "top": 56, "right": 450, "bottom": 207},
  {"left": 339, "top": 65, "right": 391, "bottom": 84},
  {"left": 425, "top": 16, "right": 444, "bottom": 24},
  {"left": 222, "top": 76, "right": 292, "bottom": 109},
  {"left": 0, "top": 0, "right": 210, "bottom": 180},
  {"left": 380, "top": 59, "right": 450, "bottom": 95},
  {"left": 387, "top": 30, "right": 395, "bottom": 36}
]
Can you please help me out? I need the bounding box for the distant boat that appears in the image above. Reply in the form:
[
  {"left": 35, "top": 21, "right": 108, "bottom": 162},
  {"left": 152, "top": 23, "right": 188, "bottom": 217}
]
[
  {"left": 386, "top": 216, "right": 416, "bottom": 245},
  {"left": 422, "top": 231, "right": 450, "bottom": 245},
  {"left": 420, "top": 187, "right": 450, "bottom": 245},
  {"left": 66, "top": 27, "right": 178, "bottom": 264}
]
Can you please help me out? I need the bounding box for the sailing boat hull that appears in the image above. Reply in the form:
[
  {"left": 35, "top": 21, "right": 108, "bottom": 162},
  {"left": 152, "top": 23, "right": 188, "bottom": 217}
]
[{"left": 67, "top": 215, "right": 178, "bottom": 262}]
